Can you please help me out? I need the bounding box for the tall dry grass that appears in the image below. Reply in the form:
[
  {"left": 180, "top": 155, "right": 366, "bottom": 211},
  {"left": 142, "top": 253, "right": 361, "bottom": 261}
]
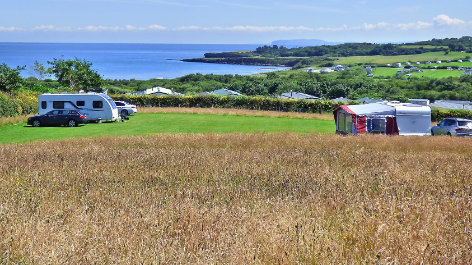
[
  {"left": 0, "top": 133, "right": 471, "bottom": 264},
  {"left": 0, "top": 114, "right": 29, "bottom": 127}
]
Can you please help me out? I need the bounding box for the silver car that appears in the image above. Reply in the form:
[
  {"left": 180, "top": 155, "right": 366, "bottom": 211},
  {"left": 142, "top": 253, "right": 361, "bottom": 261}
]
[
  {"left": 114, "top": 100, "right": 138, "bottom": 116},
  {"left": 431, "top": 118, "right": 472, "bottom": 136}
]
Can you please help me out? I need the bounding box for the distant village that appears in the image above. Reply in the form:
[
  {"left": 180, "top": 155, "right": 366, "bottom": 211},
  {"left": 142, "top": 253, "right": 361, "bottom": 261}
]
[{"left": 305, "top": 59, "right": 472, "bottom": 78}]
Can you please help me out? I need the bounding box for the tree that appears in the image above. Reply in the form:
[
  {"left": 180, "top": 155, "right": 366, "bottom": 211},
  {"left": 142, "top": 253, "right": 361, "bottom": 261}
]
[
  {"left": 28, "top": 60, "right": 49, "bottom": 84},
  {"left": 47, "top": 57, "right": 104, "bottom": 92},
  {"left": 0, "top": 63, "right": 25, "bottom": 92}
]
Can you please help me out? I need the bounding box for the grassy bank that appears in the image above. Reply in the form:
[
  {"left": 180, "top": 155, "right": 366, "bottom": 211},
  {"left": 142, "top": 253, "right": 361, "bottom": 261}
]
[{"left": 0, "top": 133, "right": 470, "bottom": 263}]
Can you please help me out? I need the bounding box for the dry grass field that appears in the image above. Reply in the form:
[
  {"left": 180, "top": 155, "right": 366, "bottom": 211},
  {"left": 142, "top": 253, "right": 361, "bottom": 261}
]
[
  {"left": 138, "top": 107, "right": 335, "bottom": 120},
  {"left": 1, "top": 133, "right": 471, "bottom": 264}
]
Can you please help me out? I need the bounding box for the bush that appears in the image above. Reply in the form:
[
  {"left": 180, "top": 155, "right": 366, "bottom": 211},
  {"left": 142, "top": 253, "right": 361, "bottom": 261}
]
[
  {"left": 0, "top": 91, "right": 39, "bottom": 118},
  {"left": 110, "top": 94, "right": 342, "bottom": 113}
]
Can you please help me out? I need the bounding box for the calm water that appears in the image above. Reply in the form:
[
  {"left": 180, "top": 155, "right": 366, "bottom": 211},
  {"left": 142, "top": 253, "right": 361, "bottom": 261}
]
[{"left": 0, "top": 43, "right": 286, "bottom": 80}]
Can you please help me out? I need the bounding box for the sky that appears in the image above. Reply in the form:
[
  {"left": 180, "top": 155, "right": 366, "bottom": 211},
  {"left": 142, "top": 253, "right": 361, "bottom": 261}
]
[{"left": 1, "top": 0, "right": 472, "bottom": 44}]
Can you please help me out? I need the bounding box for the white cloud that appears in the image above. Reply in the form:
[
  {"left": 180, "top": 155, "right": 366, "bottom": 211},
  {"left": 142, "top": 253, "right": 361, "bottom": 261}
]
[
  {"left": 433, "top": 15, "right": 466, "bottom": 26},
  {"left": 78, "top": 25, "right": 125, "bottom": 31},
  {"left": 0, "top": 14, "right": 469, "bottom": 35},
  {"left": 316, "top": 25, "right": 348, "bottom": 32},
  {"left": 396, "top": 21, "right": 433, "bottom": 30},
  {"left": 148, "top": 24, "right": 167, "bottom": 30},
  {"left": 31, "top": 25, "right": 72, "bottom": 31},
  {"left": 174, "top": 26, "right": 314, "bottom": 32},
  {"left": 175, "top": 26, "right": 202, "bottom": 31},
  {"left": 0, "top": 26, "right": 24, "bottom": 31}
]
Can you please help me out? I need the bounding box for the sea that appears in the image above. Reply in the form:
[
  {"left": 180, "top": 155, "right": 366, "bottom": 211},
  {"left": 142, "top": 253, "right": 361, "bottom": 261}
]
[{"left": 0, "top": 43, "right": 287, "bottom": 80}]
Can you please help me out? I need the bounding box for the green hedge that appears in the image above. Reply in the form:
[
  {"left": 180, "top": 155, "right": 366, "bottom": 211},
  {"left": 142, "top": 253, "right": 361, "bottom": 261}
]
[
  {"left": 110, "top": 94, "right": 343, "bottom": 113},
  {"left": 0, "top": 91, "right": 39, "bottom": 118},
  {"left": 431, "top": 107, "right": 472, "bottom": 122},
  {"left": 4, "top": 92, "right": 472, "bottom": 122}
]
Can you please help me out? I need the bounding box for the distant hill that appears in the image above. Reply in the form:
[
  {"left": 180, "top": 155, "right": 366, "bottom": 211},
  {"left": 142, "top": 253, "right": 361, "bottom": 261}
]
[{"left": 271, "top": 39, "right": 342, "bottom": 48}]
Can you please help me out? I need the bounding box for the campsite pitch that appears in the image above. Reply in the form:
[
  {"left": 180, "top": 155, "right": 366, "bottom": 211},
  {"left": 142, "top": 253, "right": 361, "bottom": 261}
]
[{"left": 0, "top": 111, "right": 335, "bottom": 144}]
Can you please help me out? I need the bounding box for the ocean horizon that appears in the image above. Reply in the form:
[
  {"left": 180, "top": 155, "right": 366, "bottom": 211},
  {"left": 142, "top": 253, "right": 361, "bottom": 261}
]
[{"left": 0, "top": 42, "right": 286, "bottom": 80}]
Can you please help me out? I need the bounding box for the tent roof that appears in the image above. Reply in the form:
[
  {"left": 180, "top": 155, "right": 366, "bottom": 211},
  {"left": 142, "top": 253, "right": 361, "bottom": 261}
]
[{"left": 344, "top": 103, "right": 395, "bottom": 115}]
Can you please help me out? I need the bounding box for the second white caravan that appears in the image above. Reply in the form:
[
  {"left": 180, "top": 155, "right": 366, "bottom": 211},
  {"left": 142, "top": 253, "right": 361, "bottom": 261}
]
[{"left": 38, "top": 93, "right": 119, "bottom": 122}]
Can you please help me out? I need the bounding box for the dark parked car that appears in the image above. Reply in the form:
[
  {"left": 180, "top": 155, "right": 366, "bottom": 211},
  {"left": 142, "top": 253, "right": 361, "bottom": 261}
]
[
  {"left": 27, "top": 109, "right": 87, "bottom": 127},
  {"left": 431, "top": 117, "right": 472, "bottom": 136}
]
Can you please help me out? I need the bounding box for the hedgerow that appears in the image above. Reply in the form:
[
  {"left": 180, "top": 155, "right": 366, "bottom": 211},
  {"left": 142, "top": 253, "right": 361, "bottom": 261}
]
[{"left": 111, "top": 94, "right": 343, "bottom": 113}]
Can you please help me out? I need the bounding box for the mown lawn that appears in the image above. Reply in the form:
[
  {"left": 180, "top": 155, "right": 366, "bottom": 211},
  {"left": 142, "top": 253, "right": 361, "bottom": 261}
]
[
  {"left": 372, "top": 67, "right": 464, "bottom": 78},
  {"left": 0, "top": 112, "right": 335, "bottom": 144},
  {"left": 331, "top": 51, "right": 472, "bottom": 65}
]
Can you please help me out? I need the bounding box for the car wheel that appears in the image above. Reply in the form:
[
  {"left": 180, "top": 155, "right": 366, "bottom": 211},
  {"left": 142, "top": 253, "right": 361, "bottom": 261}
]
[
  {"left": 431, "top": 130, "right": 434, "bottom": 136},
  {"left": 32, "top": 120, "right": 41, "bottom": 127},
  {"left": 121, "top": 109, "right": 129, "bottom": 116},
  {"left": 68, "top": 119, "right": 77, "bottom": 127},
  {"left": 447, "top": 132, "right": 452, "bottom": 136}
]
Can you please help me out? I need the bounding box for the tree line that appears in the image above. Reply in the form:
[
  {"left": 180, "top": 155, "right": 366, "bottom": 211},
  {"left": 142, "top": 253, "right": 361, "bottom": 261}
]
[
  {"left": 0, "top": 57, "right": 103, "bottom": 93},
  {"left": 106, "top": 68, "right": 472, "bottom": 102},
  {"left": 252, "top": 36, "right": 472, "bottom": 58}
]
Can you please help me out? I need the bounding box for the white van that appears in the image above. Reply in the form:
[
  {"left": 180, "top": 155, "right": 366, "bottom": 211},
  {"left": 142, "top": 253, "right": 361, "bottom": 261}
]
[{"left": 38, "top": 93, "right": 119, "bottom": 122}]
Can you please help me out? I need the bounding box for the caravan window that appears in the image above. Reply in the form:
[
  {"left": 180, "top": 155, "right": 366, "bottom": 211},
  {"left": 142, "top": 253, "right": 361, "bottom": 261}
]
[
  {"left": 367, "top": 118, "right": 386, "bottom": 134},
  {"left": 93, "top": 101, "right": 103, "bottom": 108},
  {"left": 53, "top": 101, "right": 64, "bottom": 109},
  {"left": 76, "top": 101, "right": 85, "bottom": 107},
  {"left": 41, "top": 101, "right": 47, "bottom": 109}
]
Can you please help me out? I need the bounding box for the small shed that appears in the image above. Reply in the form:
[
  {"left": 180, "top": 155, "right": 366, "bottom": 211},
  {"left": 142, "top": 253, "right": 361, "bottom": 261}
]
[{"left": 333, "top": 102, "right": 431, "bottom": 136}]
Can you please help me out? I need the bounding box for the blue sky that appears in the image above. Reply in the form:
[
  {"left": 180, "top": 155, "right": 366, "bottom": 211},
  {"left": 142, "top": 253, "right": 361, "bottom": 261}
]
[{"left": 1, "top": 0, "right": 471, "bottom": 44}]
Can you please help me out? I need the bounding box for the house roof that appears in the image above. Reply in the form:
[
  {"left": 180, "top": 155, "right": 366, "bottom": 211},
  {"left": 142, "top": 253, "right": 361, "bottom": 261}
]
[
  {"left": 430, "top": 100, "right": 472, "bottom": 111},
  {"left": 354, "top": 97, "right": 384, "bottom": 104},
  {"left": 332, "top": 97, "right": 350, "bottom": 103},
  {"left": 136, "top": 86, "right": 173, "bottom": 95},
  {"left": 280, "top": 91, "right": 320, "bottom": 100},
  {"left": 211, "top": 88, "right": 242, "bottom": 96},
  {"left": 345, "top": 103, "right": 396, "bottom": 115}
]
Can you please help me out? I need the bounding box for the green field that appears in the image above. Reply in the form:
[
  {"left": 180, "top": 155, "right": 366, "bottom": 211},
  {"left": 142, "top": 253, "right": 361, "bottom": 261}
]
[
  {"left": 372, "top": 67, "right": 464, "bottom": 78},
  {"left": 0, "top": 113, "right": 335, "bottom": 144},
  {"left": 399, "top": 45, "right": 449, "bottom": 49},
  {"left": 331, "top": 51, "right": 472, "bottom": 65}
]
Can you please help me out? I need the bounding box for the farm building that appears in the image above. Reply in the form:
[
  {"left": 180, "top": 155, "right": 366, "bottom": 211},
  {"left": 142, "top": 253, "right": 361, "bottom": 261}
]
[
  {"left": 333, "top": 102, "right": 431, "bottom": 136},
  {"left": 135, "top": 87, "right": 183, "bottom": 96}
]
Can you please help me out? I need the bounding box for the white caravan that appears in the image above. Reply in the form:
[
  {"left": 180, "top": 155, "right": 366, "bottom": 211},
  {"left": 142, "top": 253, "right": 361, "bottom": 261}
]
[{"left": 38, "top": 93, "right": 119, "bottom": 122}]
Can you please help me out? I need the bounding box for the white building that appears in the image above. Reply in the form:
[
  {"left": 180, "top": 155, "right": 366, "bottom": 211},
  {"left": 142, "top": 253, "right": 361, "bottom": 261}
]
[{"left": 135, "top": 87, "right": 175, "bottom": 96}]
